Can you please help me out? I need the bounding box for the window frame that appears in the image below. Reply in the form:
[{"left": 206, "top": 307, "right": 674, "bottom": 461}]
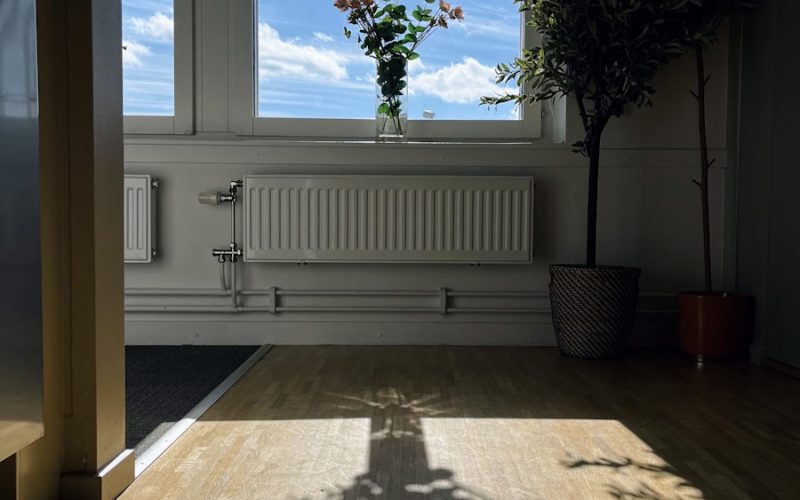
[
  {"left": 231, "top": 1, "right": 541, "bottom": 141},
  {"left": 123, "top": 0, "right": 194, "bottom": 135}
]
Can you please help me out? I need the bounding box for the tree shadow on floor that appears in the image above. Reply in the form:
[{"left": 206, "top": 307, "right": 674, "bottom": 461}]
[
  {"left": 326, "top": 389, "right": 490, "bottom": 499},
  {"left": 563, "top": 456, "right": 700, "bottom": 500},
  {"left": 185, "top": 346, "right": 800, "bottom": 499}
]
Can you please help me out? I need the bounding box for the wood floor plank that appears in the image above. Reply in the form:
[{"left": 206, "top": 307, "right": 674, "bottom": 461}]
[{"left": 121, "top": 346, "right": 800, "bottom": 500}]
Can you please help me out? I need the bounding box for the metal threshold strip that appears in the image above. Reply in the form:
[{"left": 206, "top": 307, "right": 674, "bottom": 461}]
[{"left": 133, "top": 345, "right": 272, "bottom": 477}]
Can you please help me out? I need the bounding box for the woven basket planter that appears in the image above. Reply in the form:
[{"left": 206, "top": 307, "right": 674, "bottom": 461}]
[{"left": 549, "top": 265, "right": 642, "bottom": 359}]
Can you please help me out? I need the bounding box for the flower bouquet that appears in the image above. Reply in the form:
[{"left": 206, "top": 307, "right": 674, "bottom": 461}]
[{"left": 335, "top": 0, "right": 463, "bottom": 141}]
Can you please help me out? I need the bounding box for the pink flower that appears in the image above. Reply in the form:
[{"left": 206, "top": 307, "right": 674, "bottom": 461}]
[
  {"left": 334, "top": 0, "right": 374, "bottom": 12},
  {"left": 440, "top": 1, "right": 451, "bottom": 12}
]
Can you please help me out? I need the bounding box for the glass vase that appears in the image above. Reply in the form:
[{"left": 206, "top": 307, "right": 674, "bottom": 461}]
[{"left": 375, "top": 56, "right": 408, "bottom": 142}]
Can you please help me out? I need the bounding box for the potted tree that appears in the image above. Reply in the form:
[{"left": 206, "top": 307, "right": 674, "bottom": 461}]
[
  {"left": 674, "top": 0, "right": 756, "bottom": 362},
  {"left": 483, "top": 0, "right": 689, "bottom": 359}
]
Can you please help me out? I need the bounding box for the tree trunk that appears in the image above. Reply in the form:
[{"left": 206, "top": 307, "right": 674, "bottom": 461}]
[
  {"left": 586, "top": 127, "right": 601, "bottom": 268},
  {"left": 695, "top": 46, "right": 713, "bottom": 293}
]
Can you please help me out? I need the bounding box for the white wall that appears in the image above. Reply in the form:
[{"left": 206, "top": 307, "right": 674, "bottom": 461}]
[
  {"left": 124, "top": 2, "right": 734, "bottom": 347},
  {"left": 737, "top": 0, "right": 800, "bottom": 369}
]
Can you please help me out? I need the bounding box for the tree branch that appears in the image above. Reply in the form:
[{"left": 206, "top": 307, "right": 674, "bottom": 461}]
[{"left": 575, "top": 91, "right": 590, "bottom": 133}]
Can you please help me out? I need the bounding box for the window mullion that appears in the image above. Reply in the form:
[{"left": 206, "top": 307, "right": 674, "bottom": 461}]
[
  {"left": 230, "top": 0, "right": 257, "bottom": 136},
  {"left": 173, "top": 0, "right": 194, "bottom": 134}
]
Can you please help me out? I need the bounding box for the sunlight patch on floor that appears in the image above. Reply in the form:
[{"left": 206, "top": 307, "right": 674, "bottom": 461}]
[
  {"left": 127, "top": 419, "right": 371, "bottom": 500},
  {"left": 132, "top": 417, "right": 703, "bottom": 499},
  {"left": 124, "top": 405, "right": 704, "bottom": 499},
  {"left": 421, "top": 418, "right": 703, "bottom": 499}
]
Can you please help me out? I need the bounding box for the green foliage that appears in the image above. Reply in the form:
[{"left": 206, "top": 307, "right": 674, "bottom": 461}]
[
  {"left": 481, "top": 0, "right": 709, "bottom": 267},
  {"left": 482, "top": 0, "right": 693, "bottom": 155},
  {"left": 479, "top": 1, "right": 757, "bottom": 267},
  {"left": 335, "top": 0, "right": 464, "bottom": 134}
]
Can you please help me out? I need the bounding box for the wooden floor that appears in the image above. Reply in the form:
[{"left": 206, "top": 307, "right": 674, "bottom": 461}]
[{"left": 121, "top": 347, "right": 800, "bottom": 500}]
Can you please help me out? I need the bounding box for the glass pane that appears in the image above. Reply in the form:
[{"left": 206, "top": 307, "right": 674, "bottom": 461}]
[
  {"left": 257, "top": 0, "right": 520, "bottom": 121},
  {"left": 122, "top": 0, "right": 175, "bottom": 116},
  {"left": 409, "top": 1, "right": 521, "bottom": 121}
]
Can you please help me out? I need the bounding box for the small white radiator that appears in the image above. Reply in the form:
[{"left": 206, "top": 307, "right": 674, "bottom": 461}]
[
  {"left": 124, "top": 174, "right": 156, "bottom": 263},
  {"left": 243, "top": 176, "right": 533, "bottom": 263}
]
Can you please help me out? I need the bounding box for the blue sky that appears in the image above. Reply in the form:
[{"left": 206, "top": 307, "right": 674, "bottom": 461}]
[
  {"left": 123, "top": 1, "right": 521, "bottom": 120},
  {"left": 122, "top": 0, "right": 175, "bottom": 115}
]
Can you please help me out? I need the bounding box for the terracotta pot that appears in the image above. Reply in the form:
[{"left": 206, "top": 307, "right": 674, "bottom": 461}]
[{"left": 678, "top": 292, "right": 753, "bottom": 359}]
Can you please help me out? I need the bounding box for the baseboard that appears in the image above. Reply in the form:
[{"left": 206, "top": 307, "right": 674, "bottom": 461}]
[
  {"left": 765, "top": 358, "right": 800, "bottom": 380},
  {"left": 749, "top": 343, "right": 765, "bottom": 365},
  {"left": 60, "top": 449, "right": 135, "bottom": 500},
  {"left": 125, "top": 316, "right": 677, "bottom": 347}
]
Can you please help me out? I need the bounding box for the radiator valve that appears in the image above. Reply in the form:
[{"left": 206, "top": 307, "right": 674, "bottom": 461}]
[
  {"left": 207, "top": 180, "right": 244, "bottom": 263},
  {"left": 213, "top": 243, "right": 243, "bottom": 263}
]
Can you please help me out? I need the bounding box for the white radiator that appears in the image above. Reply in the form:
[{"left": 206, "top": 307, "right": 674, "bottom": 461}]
[
  {"left": 124, "top": 175, "right": 156, "bottom": 263},
  {"left": 243, "top": 176, "right": 533, "bottom": 263}
]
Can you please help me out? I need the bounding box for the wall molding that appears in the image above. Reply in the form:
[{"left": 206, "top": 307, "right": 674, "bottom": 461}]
[
  {"left": 124, "top": 316, "right": 677, "bottom": 347},
  {"left": 124, "top": 288, "right": 678, "bottom": 347},
  {"left": 125, "top": 288, "right": 676, "bottom": 317}
]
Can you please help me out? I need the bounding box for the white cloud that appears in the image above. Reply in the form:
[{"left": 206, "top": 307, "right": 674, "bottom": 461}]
[
  {"left": 410, "top": 57, "right": 501, "bottom": 104},
  {"left": 313, "top": 32, "right": 334, "bottom": 43},
  {"left": 122, "top": 40, "right": 150, "bottom": 68},
  {"left": 130, "top": 11, "right": 174, "bottom": 42},
  {"left": 408, "top": 58, "right": 426, "bottom": 73},
  {"left": 258, "top": 22, "right": 350, "bottom": 82}
]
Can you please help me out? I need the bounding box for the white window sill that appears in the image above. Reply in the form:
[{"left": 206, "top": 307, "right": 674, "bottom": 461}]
[{"left": 123, "top": 133, "right": 551, "bottom": 148}]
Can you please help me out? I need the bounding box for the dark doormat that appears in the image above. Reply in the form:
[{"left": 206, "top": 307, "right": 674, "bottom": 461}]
[{"left": 125, "top": 345, "right": 260, "bottom": 456}]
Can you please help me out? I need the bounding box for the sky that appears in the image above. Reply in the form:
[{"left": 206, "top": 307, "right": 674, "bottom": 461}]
[
  {"left": 122, "top": 1, "right": 521, "bottom": 121},
  {"left": 122, "top": 0, "right": 175, "bottom": 115}
]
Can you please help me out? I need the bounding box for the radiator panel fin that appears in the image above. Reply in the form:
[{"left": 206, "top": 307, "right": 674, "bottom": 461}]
[
  {"left": 243, "top": 176, "right": 533, "bottom": 263},
  {"left": 124, "top": 175, "right": 154, "bottom": 263}
]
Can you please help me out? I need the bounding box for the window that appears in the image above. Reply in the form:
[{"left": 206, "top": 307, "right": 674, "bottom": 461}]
[
  {"left": 122, "top": 0, "right": 192, "bottom": 134},
  {"left": 247, "top": 0, "right": 539, "bottom": 140},
  {"left": 256, "top": 1, "right": 372, "bottom": 120},
  {"left": 407, "top": 2, "right": 522, "bottom": 122},
  {"left": 122, "top": 0, "right": 175, "bottom": 116}
]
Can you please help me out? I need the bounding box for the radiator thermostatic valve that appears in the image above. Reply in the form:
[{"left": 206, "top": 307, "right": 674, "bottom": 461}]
[{"left": 198, "top": 191, "right": 223, "bottom": 205}]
